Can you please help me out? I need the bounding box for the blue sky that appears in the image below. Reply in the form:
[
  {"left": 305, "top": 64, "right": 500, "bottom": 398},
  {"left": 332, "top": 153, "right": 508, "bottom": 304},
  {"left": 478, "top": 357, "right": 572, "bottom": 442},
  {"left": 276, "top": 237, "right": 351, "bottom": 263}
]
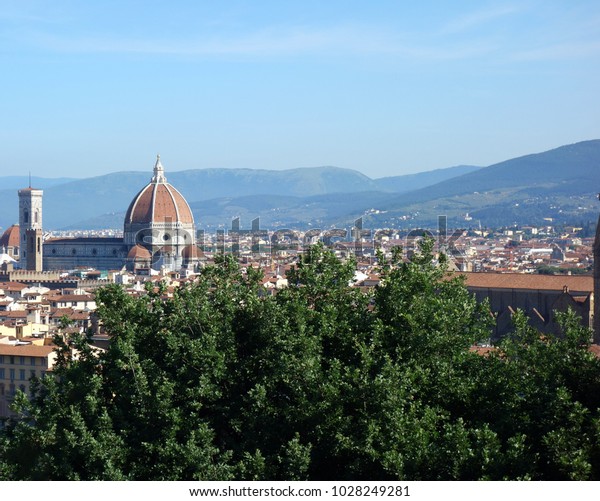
[{"left": 1, "top": 0, "right": 599, "bottom": 179}]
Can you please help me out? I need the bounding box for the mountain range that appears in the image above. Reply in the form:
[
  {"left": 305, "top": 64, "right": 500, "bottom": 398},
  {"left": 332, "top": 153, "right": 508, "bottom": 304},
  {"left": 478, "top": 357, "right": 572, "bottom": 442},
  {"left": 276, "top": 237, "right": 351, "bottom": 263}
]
[{"left": 0, "top": 140, "right": 598, "bottom": 232}]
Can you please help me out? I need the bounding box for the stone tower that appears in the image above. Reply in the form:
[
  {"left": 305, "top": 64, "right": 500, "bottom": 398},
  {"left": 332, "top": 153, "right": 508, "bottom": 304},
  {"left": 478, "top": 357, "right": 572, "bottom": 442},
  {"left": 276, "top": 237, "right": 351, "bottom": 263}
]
[
  {"left": 18, "top": 186, "right": 43, "bottom": 271},
  {"left": 594, "top": 206, "right": 600, "bottom": 344}
]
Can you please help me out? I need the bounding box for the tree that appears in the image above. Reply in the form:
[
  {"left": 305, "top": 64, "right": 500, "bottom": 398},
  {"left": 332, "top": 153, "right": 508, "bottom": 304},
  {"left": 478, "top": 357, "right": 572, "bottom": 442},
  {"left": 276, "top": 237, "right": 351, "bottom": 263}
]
[{"left": 1, "top": 242, "right": 600, "bottom": 480}]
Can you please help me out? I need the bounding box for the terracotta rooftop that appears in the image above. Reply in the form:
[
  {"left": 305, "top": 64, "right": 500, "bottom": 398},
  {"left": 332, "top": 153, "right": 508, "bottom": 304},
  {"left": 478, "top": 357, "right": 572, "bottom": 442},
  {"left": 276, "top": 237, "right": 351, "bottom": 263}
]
[
  {"left": 0, "top": 282, "right": 27, "bottom": 292},
  {"left": 50, "top": 307, "right": 74, "bottom": 318},
  {"left": 469, "top": 346, "right": 496, "bottom": 356},
  {"left": 0, "top": 311, "right": 27, "bottom": 319},
  {"left": 69, "top": 311, "right": 91, "bottom": 320},
  {"left": 46, "top": 294, "right": 95, "bottom": 302},
  {"left": 460, "top": 272, "right": 593, "bottom": 293},
  {"left": 182, "top": 244, "right": 202, "bottom": 259},
  {"left": 127, "top": 244, "right": 152, "bottom": 260},
  {"left": 589, "top": 345, "right": 600, "bottom": 358},
  {"left": 0, "top": 344, "right": 55, "bottom": 357},
  {"left": 471, "top": 344, "right": 600, "bottom": 359}
]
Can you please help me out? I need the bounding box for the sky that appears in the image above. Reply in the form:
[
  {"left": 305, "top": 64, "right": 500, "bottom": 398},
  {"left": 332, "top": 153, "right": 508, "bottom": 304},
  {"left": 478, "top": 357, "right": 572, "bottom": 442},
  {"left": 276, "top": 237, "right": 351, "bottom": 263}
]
[{"left": 1, "top": 0, "right": 599, "bottom": 179}]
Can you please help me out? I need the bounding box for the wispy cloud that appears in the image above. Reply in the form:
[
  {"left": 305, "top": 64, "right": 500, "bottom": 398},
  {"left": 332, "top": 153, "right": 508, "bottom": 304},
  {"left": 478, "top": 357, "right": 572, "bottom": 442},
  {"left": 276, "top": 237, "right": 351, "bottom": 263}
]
[
  {"left": 511, "top": 40, "right": 600, "bottom": 61},
  {"left": 22, "top": 26, "right": 358, "bottom": 56},
  {"left": 0, "top": 2, "right": 68, "bottom": 24},
  {"left": 21, "top": 23, "right": 498, "bottom": 62},
  {"left": 441, "top": 4, "right": 522, "bottom": 34}
]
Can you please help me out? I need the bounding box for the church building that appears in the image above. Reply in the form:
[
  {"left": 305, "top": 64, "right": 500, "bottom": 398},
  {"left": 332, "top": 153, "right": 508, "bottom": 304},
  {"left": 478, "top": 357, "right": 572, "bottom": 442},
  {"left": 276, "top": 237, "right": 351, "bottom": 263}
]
[{"left": 16, "top": 156, "right": 200, "bottom": 274}]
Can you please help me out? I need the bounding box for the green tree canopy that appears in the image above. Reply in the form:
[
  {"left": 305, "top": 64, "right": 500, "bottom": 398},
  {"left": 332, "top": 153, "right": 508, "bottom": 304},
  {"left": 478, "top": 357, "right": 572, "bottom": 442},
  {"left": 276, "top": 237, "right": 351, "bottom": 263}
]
[{"left": 1, "top": 241, "right": 600, "bottom": 480}]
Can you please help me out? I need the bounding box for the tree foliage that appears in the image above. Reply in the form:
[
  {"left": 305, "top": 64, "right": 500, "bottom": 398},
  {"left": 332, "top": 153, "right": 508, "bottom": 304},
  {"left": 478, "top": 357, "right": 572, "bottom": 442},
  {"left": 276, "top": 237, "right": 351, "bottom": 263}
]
[{"left": 1, "top": 241, "right": 600, "bottom": 480}]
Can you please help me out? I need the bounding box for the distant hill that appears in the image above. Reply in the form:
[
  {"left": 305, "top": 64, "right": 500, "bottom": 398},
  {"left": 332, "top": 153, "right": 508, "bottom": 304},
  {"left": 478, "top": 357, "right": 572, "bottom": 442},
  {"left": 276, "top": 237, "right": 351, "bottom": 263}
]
[
  {"left": 186, "top": 191, "right": 399, "bottom": 230},
  {"left": 0, "top": 164, "right": 481, "bottom": 230},
  {"left": 388, "top": 140, "right": 600, "bottom": 204},
  {"left": 374, "top": 165, "right": 481, "bottom": 193},
  {"left": 171, "top": 166, "right": 379, "bottom": 199},
  {"left": 366, "top": 140, "right": 600, "bottom": 227},
  {"left": 1, "top": 140, "right": 599, "bottom": 231}
]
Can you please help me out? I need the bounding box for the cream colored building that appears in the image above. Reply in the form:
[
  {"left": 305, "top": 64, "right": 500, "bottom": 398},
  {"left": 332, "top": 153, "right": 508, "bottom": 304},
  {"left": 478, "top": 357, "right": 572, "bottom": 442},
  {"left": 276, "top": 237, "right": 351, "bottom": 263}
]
[{"left": 0, "top": 343, "right": 56, "bottom": 417}]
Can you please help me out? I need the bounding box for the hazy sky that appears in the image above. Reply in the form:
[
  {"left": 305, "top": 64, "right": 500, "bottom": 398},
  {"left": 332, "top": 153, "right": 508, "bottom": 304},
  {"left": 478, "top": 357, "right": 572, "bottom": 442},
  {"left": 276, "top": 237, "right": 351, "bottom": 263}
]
[{"left": 2, "top": 0, "right": 599, "bottom": 179}]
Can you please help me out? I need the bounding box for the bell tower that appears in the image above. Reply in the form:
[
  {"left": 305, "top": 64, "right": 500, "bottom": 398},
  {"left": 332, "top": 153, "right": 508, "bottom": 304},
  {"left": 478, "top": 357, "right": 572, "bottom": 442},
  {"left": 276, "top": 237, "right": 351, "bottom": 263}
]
[{"left": 18, "top": 186, "right": 43, "bottom": 271}]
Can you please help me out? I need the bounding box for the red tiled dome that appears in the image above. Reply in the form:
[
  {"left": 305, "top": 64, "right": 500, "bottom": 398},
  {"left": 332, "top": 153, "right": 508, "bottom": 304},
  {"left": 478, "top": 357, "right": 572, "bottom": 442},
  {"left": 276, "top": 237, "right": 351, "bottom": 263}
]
[
  {"left": 124, "top": 156, "right": 194, "bottom": 226},
  {"left": 0, "top": 224, "right": 20, "bottom": 248}
]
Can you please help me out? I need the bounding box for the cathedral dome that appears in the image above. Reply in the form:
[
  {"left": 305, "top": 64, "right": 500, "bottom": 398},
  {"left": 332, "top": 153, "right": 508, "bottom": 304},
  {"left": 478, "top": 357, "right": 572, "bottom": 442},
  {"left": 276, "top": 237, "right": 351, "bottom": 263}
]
[
  {"left": 124, "top": 156, "right": 194, "bottom": 226},
  {"left": 123, "top": 156, "right": 197, "bottom": 273},
  {"left": 0, "top": 224, "right": 20, "bottom": 249}
]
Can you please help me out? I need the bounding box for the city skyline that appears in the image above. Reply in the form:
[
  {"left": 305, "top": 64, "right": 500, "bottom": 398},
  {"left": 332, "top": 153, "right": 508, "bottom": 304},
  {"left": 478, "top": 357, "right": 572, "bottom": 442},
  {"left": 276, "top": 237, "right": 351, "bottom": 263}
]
[{"left": 2, "top": 0, "right": 599, "bottom": 178}]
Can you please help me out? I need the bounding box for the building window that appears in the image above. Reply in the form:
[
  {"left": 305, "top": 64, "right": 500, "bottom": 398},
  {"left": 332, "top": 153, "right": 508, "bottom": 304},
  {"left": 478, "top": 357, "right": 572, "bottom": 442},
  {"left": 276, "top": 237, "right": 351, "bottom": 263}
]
[
  {"left": 30, "top": 370, "right": 36, "bottom": 379},
  {"left": 9, "top": 369, "right": 15, "bottom": 381},
  {"left": 72, "top": 248, "right": 77, "bottom": 255},
  {"left": 35, "top": 211, "right": 39, "bottom": 224},
  {"left": 24, "top": 210, "right": 29, "bottom": 223},
  {"left": 30, "top": 357, "right": 35, "bottom": 366},
  {"left": 19, "top": 369, "right": 25, "bottom": 381},
  {"left": 92, "top": 248, "right": 98, "bottom": 256},
  {"left": 20, "top": 356, "right": 25, "bottom": 365},
  {"left": 9, "top": 383, "right": 15, "bottom": 396},
  {"left": 0, "top": 368, "right": 4, "bottom": 379},
  {"left": 19, "top": 384, "right": 26, "bottom": 393},
  {"left": 52, "top": 249, "right": 56, "bottom": 254},
  {"left": 0, "top": 355, "right": 3, "bottom": 364},
  {"left": 9, "top": 356, "right": 14, "bottom": 365},
  {"left": 37, "top": 237, "right": 41, "bottom": 252},
  {"left": 0, "top": 383, "right": 4, "bottom": 396}
]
